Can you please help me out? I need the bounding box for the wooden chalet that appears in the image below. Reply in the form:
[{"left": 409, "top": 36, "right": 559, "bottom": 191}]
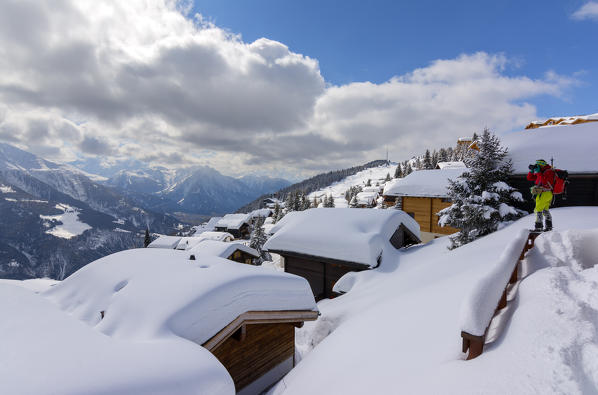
[
  {"left": 189, "top": 240, "right": 260, "bottom": 265},
  {"left": 503, "top": 119, "right": 598, "bottom": 211},
  {"left": 382, "top": 168, "right": 466, "bottom": 243},
  {"left": 215, "top": 214, "right": 252, "bottom": 239},
  {"left": 203, "top": 309, "right": 318, "bottom": 394},
  {"left": 53, "top": 248, "right": 319, "bottom": 395},
  {"left": 264, "top": 208, "right": 421, "bottom": 300},
  {"left": 524, "top": 113, "right": 598, "bottom": 130}
]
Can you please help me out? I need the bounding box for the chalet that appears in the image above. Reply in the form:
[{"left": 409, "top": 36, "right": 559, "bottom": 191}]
[
  {"left": 382, "top": 168, "right": 466, "bottom": 243},
  {"left": 215, "top": 214, "right": 252, "bottom": 239},
  {"left": 191, "top": 217, "right": 222, "bottom": 236},
  {"left": 264, "top": 208, "right": 420, "bottom": 300},
  {"left": 46, "top": 248, "right": 318, "bottom": 394},
  {"left": 503, "top": 118, "right": 598, "bottom": 211},
  {"left": 352, "top": 191, "right": 378, "bottom": 208},
  {"left": 189, "top": 240, "right": 260, "bottom": 265},
  {"left": 524, "top": 113, "right": 598, "bottom": 129}
]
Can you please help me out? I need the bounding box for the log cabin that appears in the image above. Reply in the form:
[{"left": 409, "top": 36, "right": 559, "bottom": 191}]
[
  {"left": 46, "top": 248, "right": 319, "bottom": 395},
  {"left": 264, "top": 208, "right": 420, "bottom": 300},
  {"left": 382, "top": 168, "right": 466, "bottom": 243},
  {"left": 503, "top": 118, "right": 598, "bottom": 211}
]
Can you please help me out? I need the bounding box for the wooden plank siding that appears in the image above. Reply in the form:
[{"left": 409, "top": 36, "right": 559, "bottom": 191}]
[
  {"left": 402, "top": 196, "right": 458, "bottom": 235},
  {"left": 210, "top": 323, "right": 295, "bottom": 392}
]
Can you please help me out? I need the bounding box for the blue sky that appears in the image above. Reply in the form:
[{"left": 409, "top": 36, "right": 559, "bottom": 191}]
[{"left": 194, "top": 0, "right": 597, "bottom": 118}]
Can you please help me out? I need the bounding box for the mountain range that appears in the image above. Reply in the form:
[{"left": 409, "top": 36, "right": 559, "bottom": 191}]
[{"left": 0, "top": 143, "right": 290, "bottom": 279}]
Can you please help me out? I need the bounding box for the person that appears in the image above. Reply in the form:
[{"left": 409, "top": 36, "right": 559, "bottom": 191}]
[{"left": 527, "top": 159, "right": 555, "bottom": 231}]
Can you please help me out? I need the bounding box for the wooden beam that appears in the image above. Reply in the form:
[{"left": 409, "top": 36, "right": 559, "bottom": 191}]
[{"left": 203, "top": 310, "right": 319, "bottom": 351}]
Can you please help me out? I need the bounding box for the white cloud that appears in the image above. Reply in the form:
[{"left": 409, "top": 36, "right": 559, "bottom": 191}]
[
  {"left": 0, "top": 0, "right": 577, "bottom": 178},
  {"left": 572, "top": 2, "right": 598, "bottom": 20}
]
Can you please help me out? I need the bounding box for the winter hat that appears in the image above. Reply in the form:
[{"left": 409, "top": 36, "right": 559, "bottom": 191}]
[{"left": 535, "top": 159, "right": 547, "bottom": 167}]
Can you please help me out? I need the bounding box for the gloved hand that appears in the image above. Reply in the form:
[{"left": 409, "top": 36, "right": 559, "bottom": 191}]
[{"left": 528, "top": 164, "right": 535, "bottom": 171}]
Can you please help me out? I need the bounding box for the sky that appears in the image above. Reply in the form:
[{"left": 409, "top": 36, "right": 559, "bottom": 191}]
[{"left": 0, "top": 0, "right": 597, "bottom": 180}]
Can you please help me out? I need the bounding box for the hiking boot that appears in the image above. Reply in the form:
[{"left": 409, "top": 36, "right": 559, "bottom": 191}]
[
  {"left": 544, "top": 220, "right": 552, "bottom": 232},
  {"left": 534, "top": 222, "right": 543, "bottom": 232}
]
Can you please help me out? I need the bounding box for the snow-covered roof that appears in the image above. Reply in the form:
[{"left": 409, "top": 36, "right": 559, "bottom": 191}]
[
  {"left": 383, "top": 168, "right": 466, "bottom": 198},
  {"left": 504, "top": 121, "right": 598, "bottom": 174},
  {"left": 362, "top": 186, "right": 380, "bottom": 193},
  {"left": 355, "top": 191, "right": 378, "bottom": 205},
  {"left": 45, "top": 248, "right": 317, "bottom": 346},
  {"left": 1, "top": 283, "right": 233, "bottom": 394},
  {"left": 148, "top": 235, "right": 182, "bottom": 249},
  {"left": 525, "top": 113, "right": 598, "bottom": 129},
  {"left": 189, "top": 240, "right": 259, "bottom": 259},
  {"left": 248, "top": 208, "right": 272, "bottom": 219},
  {"left": 436, "top": 161, "right": 466, "bottom": 169},
  {"left": 215, "top": 213, "right": 251, "bottom": 230},
  {"left": 196, "top": 231, "right": 235, "bottom": 242},
  {"left": 264, "top": 208, "right": 420, "bottom": 268},
  {"left": 191, "top": 217, "right": 222, "bottom": 235}
]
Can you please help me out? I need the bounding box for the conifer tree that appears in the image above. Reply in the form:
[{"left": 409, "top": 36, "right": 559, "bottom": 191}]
[
  {"left": 423, "top": 149, "right": 433, "bottom": 169},
  {"left": 405, "top": 162, "right": 413, "bottom": 175},
  {"left": 438, "top": 129, "right": 525, "bottom": 249},
  {"left": 249, "top": 216, "right": 269, "bottom": 264},
  {"left": 144, "top": 228, "right": 151, "bottom": 248},
  {"left": 432, "top": 150, "right": 439, "bottom": 168},
  {"left": 439, "top": 148, "right": 448, "bottom": 163},
  {"left": 272, "top": 203, "right": 282, "bottom": 223},
  {"left": 414, "top": 157, "right": 422, "bottom": 170},
  {"left": 365, "top": 179, "right": 372, "bottom": 187},
  {"left": 394, "top": 164, "right": 402, "bottom": 178},
  {"left": 385, "top": 173, "right": 391, "bottom": 182},
  {"left": 328, "top": 194, "right": 335, "bottom": 208}
]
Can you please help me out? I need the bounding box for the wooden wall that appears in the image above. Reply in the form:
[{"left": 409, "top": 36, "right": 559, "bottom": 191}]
[
  {"left": 210, "top": 322, "right": 295, "bottom": 392},
  {"left": 402, "top": 196, "right": 458, "bottom": 235},
  {"left": 284, "top": 255, "right": 367, "bottom": 300}
]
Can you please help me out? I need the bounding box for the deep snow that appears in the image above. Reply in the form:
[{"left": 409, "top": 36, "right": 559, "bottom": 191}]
[{"left": 272, "top": 207, "right": 598, "bottom": 394}]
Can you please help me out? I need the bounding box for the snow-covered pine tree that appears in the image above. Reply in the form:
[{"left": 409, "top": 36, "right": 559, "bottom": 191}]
[
  {"left": 439, "top": 148, "right": 448, "bottom": 163},
  {"left": 394, "top": 164, "right": 402, "bottom": 178},
  {"left": 385, "top": 173, "right": 391, "bottom": 182},
  {"left": 144, "top": 228, "right": 151, "bottom": 248},
  {"left": 365, "top": 179, "right": 372, "bottom": 187},
  {"left": 284, "top": 192, "right": 294, "bottom": 212},
  {"left": 423, "top": 149, "right": 433, "bottom": 169},
  {"left": 405, "top": 162, "right": 413, "bottom": 175},
  {"left": 414, "top": 157, "right": 422, "bottom": 170},
  {"left": 249, "top": 216, "right": 269, "bottom": 264},
  {"left": 432, "top": 150, "right": 439, "bottom": 168},
  {"left": 272, "top": 203, "right": 282, "bottom": 223},
  {"left": 326, "top": 194, "right": 335, "bottom": 208},
  {"left": 438, "top": 129, "right": 525, "bottom": 249}
]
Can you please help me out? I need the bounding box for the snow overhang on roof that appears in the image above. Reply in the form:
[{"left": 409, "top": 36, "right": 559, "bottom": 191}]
[
  {"left": 263, "top": 208, "right": 420, "bottom": 268},
  {"left": 436, "top": 161, "right": 466, "bottom": 170},
  {"left": 383, "top": 168, "right": 466, "bottom": 198},
  {"left": 504, "top": 121, "right": 598, "bottom": 174},
  {"left": 44, "top": 248, "right": 317, "bottom": 346},
  {"left": 524, "top": 113, "right": 598, "bottom": 129}
]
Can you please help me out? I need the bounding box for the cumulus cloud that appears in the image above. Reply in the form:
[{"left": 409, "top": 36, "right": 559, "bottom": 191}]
[
  {"left": 572, "top": 2, "right": 598, "bottom": 20},
  {"left": 0, "top": 0, "right": 577, "bottom": 178}
]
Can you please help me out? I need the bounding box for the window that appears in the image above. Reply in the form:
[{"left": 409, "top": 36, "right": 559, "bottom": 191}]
[{"left": 407, "top": 212, "right": 415, "bottom": 219}]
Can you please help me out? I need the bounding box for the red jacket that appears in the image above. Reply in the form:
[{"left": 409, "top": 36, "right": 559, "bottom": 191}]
[{"left": 527, "top": 165, "right": 556, "bottom": 190}]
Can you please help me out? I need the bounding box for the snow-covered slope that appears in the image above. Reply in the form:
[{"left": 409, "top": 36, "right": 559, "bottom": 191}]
[
  {"left": 273, "top": 207, "right": 598, "bottom": 394},
  {"left": 306, "top": 164, "right": 395, "bottom": 207}
]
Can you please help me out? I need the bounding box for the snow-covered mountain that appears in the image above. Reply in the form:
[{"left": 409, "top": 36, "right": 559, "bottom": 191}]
[
  {"left": 0, "top": 143, "right": 182, "bottom": 279},
  {"left": 105, "top": 165, "right": 291, "bottom": 216}
]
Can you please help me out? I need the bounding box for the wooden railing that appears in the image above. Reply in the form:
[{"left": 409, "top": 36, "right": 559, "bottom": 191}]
[{"left": 461, "top": 230, "right": 541, "bottom": 360}]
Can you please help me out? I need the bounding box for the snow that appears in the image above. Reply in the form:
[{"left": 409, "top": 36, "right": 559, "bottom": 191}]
[
  {"left": 147, "top": 235, "right": 182, "bottom": 249},
  {"left": 249, "top": 208, "right": 272, "bottom": 218},
  {"left": 0, "top": 283, "right": 234, "bottom": 395},
  {"left": 271, "top": 207, "right": 598, "bottom": 395},
  {"left": 264, "top": 208, "right": 420, "bottom": 268},
  {"left": 45, "top": 248, "right": 317, "bottom": 345},
  {"left": 436, "top": 161, "right": 467, "bottom": 169},
  {"left": 0, "top": 278, "right": 59, "bottom": 293},
  {"left": 189, "top": 240, "right": 259, "bottom": 259},
  {"left": 215, "top": 213, "right": 251, "bottom": 230},
  {"left": 307, "top": 164, "right": 396, "bottom": 208},
  {"left": 194, "top": 231, "right": 235, "bottom": 243},
  {"left": 0, "top": 184, "right": 15, "bottom": 193},
  {"left": 354, "top": 191, "right": 378, "bottom": 206},
  {"left": 383, "top": 168, "right": 467, "bottom": 197},
  {"left": 191, "top": 217, "right": 222, "bottom": 235},
  {"left": 460, "top": 228, "right": 529, "bottom": 336},
  {"left": 504, "top": 121, "right": 598, "bottom": 173},
  {"left": 527, "top": 113, "right": 598, "bottom": 128},
  {"left": 39, "top": 204, "right": 92, "bottom": 239}
]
